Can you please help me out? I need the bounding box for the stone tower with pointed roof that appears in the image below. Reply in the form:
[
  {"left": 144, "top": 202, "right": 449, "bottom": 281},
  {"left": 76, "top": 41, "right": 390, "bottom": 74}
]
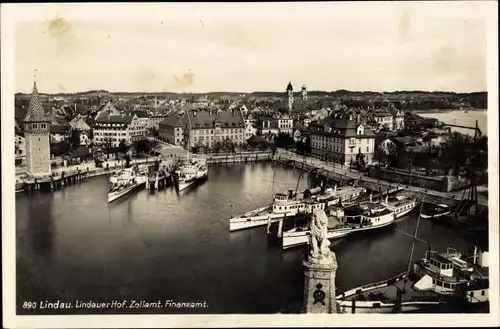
[
  {"left": 24, "top": 81, "right": 52, "bottom": 177},
  {"left": 286, "top": 82, "right": 294, "bottom": 113}
]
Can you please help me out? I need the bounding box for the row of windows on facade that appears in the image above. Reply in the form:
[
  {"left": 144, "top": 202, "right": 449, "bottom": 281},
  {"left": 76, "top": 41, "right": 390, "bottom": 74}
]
[
  {"left": 95, "top": 136, "right": 143, "bottom": 142},
  {"left": 29, "top": 123, "right": 48, "bottom": 129},
  {"left": 375, "top": 117, "right": 393, "bottom": 122},
  {"left": 313, "top": 144, "right": 371, "bottom": 154},
  {"left": 192, "top": 128, "right": 244, "bottom": 135},
  {"left": 194, "top": 122, "right": 244, "bottom": 129},
  {"left": 94, "top": 126, "right": 145, "bottom": 131},
  {"left": 313, "top": 136, "right": 371, "bottom": 146},
  {"left": 192, "top": 135, "right": 244, "bottom": 142}
]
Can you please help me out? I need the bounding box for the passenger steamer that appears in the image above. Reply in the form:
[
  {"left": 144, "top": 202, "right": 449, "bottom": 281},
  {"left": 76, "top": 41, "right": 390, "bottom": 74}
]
[
  {"left": 335, "top": 246, "right": 490, "bottom": 313},
  {"left": 229, "top": 185, "right": 366, "bottom": 232},
  {"left": 108, "top": 167, "right": 148, "bottom": 203},
  {"left": 282, "top": 195, "right": 417, "bottom": 249},
  {"left": 176, "top": 155, "right": 209, "bottom": 191}
]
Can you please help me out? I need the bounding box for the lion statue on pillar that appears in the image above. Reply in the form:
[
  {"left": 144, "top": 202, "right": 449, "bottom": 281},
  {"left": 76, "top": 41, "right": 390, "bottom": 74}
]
[{"left": 309, "top": 208, "right": 331, "bottom": 259}]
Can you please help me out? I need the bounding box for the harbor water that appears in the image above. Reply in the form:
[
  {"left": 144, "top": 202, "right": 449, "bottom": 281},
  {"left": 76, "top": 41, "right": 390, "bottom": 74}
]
[{"left": 16, "top": 162, "right": 478, "bottom": 314}]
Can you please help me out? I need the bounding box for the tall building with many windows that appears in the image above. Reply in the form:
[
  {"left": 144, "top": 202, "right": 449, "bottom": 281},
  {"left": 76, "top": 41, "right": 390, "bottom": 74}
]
[
  {"left": 309, "top": 114, "right": 375, "bottom": 166},
  {"left": 185, "top": 109, "right": 245, "bottom": 150},
  {"left": 93, "top": 113, "right": 146, "bottom": 147}
]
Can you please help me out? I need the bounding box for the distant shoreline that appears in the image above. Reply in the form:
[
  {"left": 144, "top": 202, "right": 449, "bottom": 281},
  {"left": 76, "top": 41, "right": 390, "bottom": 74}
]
[{"left": 413, "top": 108, "right": 487, "bottom": 114}]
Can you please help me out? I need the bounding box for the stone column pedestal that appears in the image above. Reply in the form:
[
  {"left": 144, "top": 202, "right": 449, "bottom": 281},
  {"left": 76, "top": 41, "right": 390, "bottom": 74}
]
[{"left": 302, "top": 251, "right": 338, "bottom": 314}]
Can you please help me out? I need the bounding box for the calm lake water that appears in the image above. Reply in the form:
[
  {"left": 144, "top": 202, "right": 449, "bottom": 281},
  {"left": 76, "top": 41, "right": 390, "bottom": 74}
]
[
  {"left": 416, "top": 110, "right": 488, "bottom": 136},
  {"left": 16, "top": 162, "right": 476, "bottom": 314}
]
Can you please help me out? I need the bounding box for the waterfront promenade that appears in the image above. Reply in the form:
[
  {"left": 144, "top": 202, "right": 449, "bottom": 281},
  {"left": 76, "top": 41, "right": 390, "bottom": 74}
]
[{"left": 274, "top": 149, "right": 488, "bottom": 207}]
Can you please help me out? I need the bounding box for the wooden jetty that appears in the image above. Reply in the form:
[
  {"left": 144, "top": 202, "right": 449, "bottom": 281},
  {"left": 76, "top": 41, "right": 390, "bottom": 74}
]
[{"left": 21, "top": 167, "right": 94, "bottom": 193}]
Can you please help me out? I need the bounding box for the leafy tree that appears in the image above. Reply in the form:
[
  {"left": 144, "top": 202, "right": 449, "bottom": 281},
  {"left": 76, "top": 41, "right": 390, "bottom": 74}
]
[
  {"left": 69, "top": 129, "right": 82, "bottom": 150},
  {"left": 118, "top": 139, "right": 130, "bottom": 155},
  {"left": 274, "top": 132, "right": 295, "bottom": 149},
  {"left": 103, "top": 139, "right": 113, "bottom": 155},
  {"left": 212, "top": 141, "right": 222, "bottom": 155},
  {"left": 133, "top": 139, "right": 152, "bottom": 154}
]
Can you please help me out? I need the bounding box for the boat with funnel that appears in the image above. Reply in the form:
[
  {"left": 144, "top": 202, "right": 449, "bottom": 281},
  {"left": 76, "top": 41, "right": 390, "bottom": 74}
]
[
  {"left": 335, "top": 246, "right": 490, "bottom": 313},
  {"left": 176, "top": 154, "right": 209, "bottom": 191},
  {"left": 282, "top": 197, "right": 414, "bottom": 249},
  {"left": 108, "top": 166, "right": 147, "bottom": 203},
  {"left": 334, "top": 199, "right": 489, "bottom": 314},
  {"left": 229, "top": 185, "right": 367, "bottom": 232}
]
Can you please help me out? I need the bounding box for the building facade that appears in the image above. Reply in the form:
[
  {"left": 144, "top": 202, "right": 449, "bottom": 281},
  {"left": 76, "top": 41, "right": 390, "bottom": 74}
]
[
  {"left": 277, "top": 116, "right": 294, "bottom": 135},
  {"left": 394, "top": 109, "right": 405, "bottom": 130},
  {"left": 373, "top": 112, "right": 394, "bottom": 131},
  {"left": 15, "top": 133, "right": 26, "bottom": 166},
  {"left": 24, "top": 81, "right": 52, "bottom": 177},
  {"left": 244, "top": 117, "right": 258, "bottom": 140},
  {"left": 158, "top": 116, "right": 185, "bottom": 146},
  {"left": 185, "top": 109, "right": 245, "bottom": 150},
  {"left": 93, "top": 113, "right": 146, "bottom": 147},
  {"left": 309, "top": 115, "right": 375, "bottom": 166},
  {"left": 149, "top": 115, "right": 166, "bottom": 130}
]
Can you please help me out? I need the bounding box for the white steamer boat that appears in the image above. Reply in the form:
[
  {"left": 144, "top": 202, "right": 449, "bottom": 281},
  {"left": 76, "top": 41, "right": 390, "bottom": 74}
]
[
  {"left": 176, "top": 155, "right": 209, "bottom": 191},
  {"left": 229, "top": 185, "right": 366, "bottom": 232},
  {"left": 282, "top": 199, "right": 406, "bottom": 249},
  {"left": 108, "top": 167, "right": 147, "bottom": 203},
  {"left": 335, "top": 246, "right": 490, "bottom": 313}
]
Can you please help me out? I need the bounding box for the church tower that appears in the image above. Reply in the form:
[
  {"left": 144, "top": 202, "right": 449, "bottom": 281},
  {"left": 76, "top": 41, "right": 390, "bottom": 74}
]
[
  {"left": 24, "top": 79, "right": 52, "bottom": 178},
  {"left": 286, "top": 82, "right": 294, "bottom": 113},
  {"left": 301, "top": 84, "right": 308, "bottom": 101}
]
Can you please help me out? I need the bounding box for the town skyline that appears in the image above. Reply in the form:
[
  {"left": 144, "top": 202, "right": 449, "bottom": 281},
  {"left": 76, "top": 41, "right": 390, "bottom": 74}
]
[{"left": 13, "top": 3, "right": 488, "bottom": 94}]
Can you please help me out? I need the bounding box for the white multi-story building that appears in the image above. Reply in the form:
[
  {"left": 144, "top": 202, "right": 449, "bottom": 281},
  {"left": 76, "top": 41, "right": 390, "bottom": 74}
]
[
  {"left": 277, "top": 116, "right": 294, "bottom": 135},
  {"left": 259, "top": 115, "right": 294, "bottom": 136},
  {"left": 309, "top": 114, "right": 376, "bottom": 166},
  {"left": 244, "top": 117, "right": 258, "bottom": 139},
  {"left": 93, "top": 113, "right": 146, "bottom": 147},
  {"left": 373, "top": 112, "right": 394, "bottom": 130},
  {"left": 185, "top": 109, "right": 245, "bottom": 150}
]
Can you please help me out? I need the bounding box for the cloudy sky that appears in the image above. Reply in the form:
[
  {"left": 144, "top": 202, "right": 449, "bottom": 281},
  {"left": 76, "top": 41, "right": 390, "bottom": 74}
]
[{"left": 12, "top": 2, "right": 490, "bottom": 94}]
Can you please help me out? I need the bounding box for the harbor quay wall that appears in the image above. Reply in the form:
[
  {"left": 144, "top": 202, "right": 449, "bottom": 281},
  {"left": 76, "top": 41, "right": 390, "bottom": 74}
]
[
  {"left": 17, "top": 157, "right": 163, "bottom": 192},
  {"left": 369, "top": 168, "right": 473, "bottom": 193},
  {"left": 370, "top": 168, "right": 448, "bottom": 192},
  {"left": 206, "top": 151, "right": 273, "bottom": 164},
  {"left": 273, "top": 155, "right": 487, "bottom": 209}
]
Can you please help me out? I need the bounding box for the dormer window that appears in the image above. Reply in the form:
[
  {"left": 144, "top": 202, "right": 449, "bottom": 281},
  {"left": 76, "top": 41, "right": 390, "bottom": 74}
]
[{"left": 357, "top": 125, "right": 364, "bottom": 135}]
